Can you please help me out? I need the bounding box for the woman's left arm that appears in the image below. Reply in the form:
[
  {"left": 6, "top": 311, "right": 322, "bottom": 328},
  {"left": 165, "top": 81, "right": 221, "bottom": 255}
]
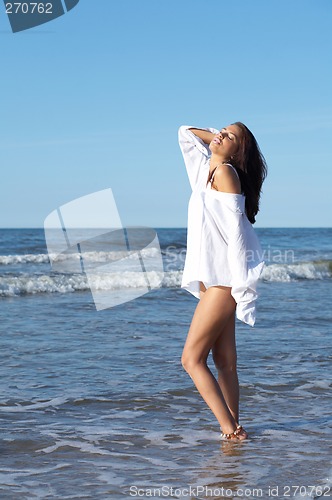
[
  {"left": 178, "top": 125, "right": 219, "bottom": 189},
  {"left": 188, "top": 128, "right": 216, "bottom": 146}
]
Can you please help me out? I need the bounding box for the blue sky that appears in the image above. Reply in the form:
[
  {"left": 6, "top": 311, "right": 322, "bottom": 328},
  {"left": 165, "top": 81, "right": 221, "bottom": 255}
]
[{"left": 1, "top": 0, "right": 331, "bottom": 228}]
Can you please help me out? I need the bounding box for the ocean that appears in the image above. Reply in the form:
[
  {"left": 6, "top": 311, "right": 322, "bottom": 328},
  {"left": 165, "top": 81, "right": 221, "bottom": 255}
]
[{"left": 0, "top": 227, "right": 331, "bottom": 500}]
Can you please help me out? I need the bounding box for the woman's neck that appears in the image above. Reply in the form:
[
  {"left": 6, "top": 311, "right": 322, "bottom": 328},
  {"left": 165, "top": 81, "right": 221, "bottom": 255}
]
[{"left": 209, "top": 153, "right": 231, "bottom": 171}]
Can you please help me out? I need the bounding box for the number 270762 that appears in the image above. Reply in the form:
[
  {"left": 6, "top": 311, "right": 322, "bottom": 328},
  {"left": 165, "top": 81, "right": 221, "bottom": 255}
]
[{"left": 5, "top": 3, "right": 53, "bottom": 14}]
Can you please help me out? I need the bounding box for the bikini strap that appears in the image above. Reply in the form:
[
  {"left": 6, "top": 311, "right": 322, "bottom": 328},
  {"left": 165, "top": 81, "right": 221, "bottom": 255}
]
[
  {"left": 210, "top": 163, "right": 239, "bottom": 183},
  {"left": 227, "top": 163, "right": 240, "bottom": 181}
]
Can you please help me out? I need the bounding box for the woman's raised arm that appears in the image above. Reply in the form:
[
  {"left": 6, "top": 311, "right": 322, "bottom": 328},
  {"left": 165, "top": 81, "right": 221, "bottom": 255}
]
[{"left": 188, "top": 128, "right": 216, "bottom": 145}]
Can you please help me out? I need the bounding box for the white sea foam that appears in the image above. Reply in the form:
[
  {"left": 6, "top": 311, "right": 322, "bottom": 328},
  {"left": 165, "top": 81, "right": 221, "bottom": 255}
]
[
  {"left": 0, "top": 260, "right": 331, "bottom": 297},
  {"left": 38, "top": 439, "right": 112, "bottom": 456},
  {"left": 0, "top": 396, "right": 68, "bottom": 412},
  {"left": 293, "top": 380, "right": 332, "bottom": 394},
  {"left": 261, "top": 260, "right": 331, "bottom": 281},
  {"left": 0, "top": 253, "right": 51, "bottom": 265},
  {"left": 0, "top": 274, "right": 89, "bottom": 296},
  {"left": 177, "top": 262, "right": 324, "bottom": 288},
  {"left": 0, "top": 269, "right": 167, "bottom": 297},
  {"left": 0, "top": 248, "right": 160, "bottom": 266}
]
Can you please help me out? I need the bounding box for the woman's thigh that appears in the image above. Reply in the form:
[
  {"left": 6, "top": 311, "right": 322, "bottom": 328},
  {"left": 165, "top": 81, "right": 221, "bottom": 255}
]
[{"left": 183, "top": 285, "right": 236, "bottom": 363}]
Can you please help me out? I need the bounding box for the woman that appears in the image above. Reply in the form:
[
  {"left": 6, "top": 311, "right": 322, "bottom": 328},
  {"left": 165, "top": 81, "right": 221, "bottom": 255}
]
[{"left": 178, "top": 123, "right": 267, "bottom": 441}]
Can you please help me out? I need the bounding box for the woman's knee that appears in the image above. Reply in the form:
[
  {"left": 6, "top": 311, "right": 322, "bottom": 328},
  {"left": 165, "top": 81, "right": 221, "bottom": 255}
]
[
  {"left": 181, "top": 351, "right": 206, "bottom": 374},
  {"left": 181, "top": 352, "right": 195, "bottom": 373}
]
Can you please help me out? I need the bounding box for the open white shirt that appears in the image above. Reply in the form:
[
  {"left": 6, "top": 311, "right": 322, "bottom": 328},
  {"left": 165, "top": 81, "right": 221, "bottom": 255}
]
[{"left": 179, "top": 125, "right": 264, "bottom": 327}]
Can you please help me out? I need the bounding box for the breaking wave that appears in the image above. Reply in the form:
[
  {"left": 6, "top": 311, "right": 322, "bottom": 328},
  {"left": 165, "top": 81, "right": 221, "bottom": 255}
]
[{"left": 0, "top": 259, "right": 331, "bottom": 297}]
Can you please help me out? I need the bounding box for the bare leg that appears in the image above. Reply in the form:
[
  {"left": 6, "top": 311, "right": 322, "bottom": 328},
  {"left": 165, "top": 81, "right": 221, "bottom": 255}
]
[
  {"left": 212, "top": 311, "right": 240, "bottom": 424},
  {"left": 181, "top": 284, "right": 247, "bottom": 439}
]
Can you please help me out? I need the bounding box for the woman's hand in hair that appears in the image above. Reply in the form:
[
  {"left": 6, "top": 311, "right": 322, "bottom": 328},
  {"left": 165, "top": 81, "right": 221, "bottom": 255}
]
[{"left": 189, "top": 128, "right": 216, "bottom": 146}]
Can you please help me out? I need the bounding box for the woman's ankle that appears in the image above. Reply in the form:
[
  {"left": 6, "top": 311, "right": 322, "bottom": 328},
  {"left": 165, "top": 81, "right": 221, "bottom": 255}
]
[
  {"left": 219, "top": 416, "right": 248, "bottom": 440},
  {"left": 220, "top": 419, "right": 239, "bottom": 435},
  {"left": 221, "top": 424, "right": 248, "bottom": 440}
]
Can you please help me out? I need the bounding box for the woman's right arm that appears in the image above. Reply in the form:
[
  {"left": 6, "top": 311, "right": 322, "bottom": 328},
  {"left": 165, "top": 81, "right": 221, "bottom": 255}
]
[{"left": 188, "top": 128, "right": 216, "bottom": 146}]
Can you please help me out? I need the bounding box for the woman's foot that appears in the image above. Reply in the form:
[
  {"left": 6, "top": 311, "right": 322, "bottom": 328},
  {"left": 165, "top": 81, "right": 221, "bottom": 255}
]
[{"left": 220, "top": 424, "right": 248, "bottom": 441}]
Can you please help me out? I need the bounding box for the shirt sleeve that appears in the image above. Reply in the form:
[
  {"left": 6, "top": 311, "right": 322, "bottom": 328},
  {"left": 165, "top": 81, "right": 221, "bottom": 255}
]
[
  {"left": 178, "top": 125, "right": 219, "bottom": 190},
  {"left": 227, "top": 214, "right": 264, "bottom": 327}
]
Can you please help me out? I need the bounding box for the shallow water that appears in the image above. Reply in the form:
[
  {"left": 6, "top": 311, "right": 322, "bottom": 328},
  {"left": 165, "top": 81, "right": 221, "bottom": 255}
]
[{"left": 0, "top": 229, "right": 331, "bottom": 499}]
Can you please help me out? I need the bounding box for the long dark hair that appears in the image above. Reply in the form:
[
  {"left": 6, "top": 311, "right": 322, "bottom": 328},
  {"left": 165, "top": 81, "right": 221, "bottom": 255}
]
[{"left": 231, "top": 122, "right": 267, "bottom": 224}]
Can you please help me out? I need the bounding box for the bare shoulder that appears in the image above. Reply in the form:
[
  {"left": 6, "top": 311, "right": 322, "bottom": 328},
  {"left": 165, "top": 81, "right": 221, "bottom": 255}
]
[{"left": 212, "top": 164, "right": 242, "bottom": 194}]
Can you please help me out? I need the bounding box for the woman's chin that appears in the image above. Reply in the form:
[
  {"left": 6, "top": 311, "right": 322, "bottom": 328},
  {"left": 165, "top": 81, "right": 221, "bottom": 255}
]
[{"left": 210, "top": 143, "right": 225, "bottom": 156}]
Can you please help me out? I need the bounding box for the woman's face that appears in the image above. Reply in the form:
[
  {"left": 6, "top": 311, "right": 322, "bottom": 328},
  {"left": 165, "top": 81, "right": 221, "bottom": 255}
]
[{"left": 209, "top": 124, "right": 242, "bottom": 159}]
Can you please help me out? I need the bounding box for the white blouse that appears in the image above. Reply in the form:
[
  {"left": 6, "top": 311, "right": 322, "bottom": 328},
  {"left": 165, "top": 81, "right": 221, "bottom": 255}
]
[{"left": 179, "top": 125, "right": 264, "bottom": 327}]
